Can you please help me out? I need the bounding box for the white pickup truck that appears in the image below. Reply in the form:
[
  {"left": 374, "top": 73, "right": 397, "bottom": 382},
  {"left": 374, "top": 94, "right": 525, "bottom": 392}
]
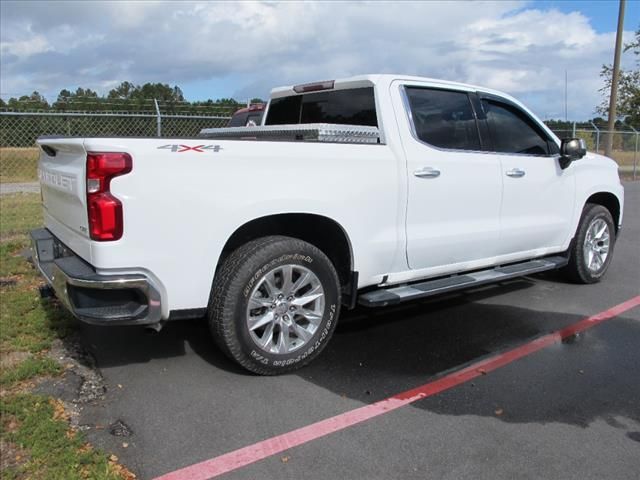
[{"left": 31, "top": 74, "right": 624, "bottom": 374}]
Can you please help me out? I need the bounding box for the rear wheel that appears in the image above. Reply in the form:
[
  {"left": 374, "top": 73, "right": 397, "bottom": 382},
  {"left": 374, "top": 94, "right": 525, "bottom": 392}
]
[
  {"left": 564, "top": 204, "right": 615, "bottom": 284},
  {"left": 208, "top": 236, "right": 341, "bottom": 375}
]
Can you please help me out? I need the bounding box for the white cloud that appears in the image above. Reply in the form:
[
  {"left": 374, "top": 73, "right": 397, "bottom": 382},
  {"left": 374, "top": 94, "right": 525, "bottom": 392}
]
[{"left": 0, "top": 0, "right": 635, "bottom": 119}]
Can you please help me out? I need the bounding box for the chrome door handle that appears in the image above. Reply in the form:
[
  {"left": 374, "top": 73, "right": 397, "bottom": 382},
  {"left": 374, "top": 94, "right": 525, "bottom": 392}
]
[
  {"left": 506, "top": 168, "right": 526, "bottom": 178},
  {"left": 414, "top": 167, "right": 441, "bottom": 178}
]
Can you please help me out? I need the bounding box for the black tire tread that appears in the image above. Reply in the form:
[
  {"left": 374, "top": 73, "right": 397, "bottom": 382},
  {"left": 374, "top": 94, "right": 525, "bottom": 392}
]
[
  {"left": 208, "top": 235, "right": 340, "bottom": 375},
  {"left": 564, "top": 203, "right": 615, "bottom": 284}
]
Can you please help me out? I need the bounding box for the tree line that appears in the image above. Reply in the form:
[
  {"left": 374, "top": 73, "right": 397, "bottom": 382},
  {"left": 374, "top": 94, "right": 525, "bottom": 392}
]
[{"left": 0, "top": 81, "right": 264, "bottom": 114}]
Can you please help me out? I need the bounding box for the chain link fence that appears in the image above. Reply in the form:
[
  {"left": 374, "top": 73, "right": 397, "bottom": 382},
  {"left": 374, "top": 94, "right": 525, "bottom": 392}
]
[
  {"left": 548, "top": 124, "right": 638, "bottom": 180},
  {"left": 0, "top": 110, "right": 233, "bottom": 183}
]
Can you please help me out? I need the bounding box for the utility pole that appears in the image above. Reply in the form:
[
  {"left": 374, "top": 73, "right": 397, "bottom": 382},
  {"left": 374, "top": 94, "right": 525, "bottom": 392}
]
[
  {"left": 564, "top": 70, "right": 568, "bottom": 123},
  {"left": 604, "top": 0, "right": 626, "bottom": 157}
]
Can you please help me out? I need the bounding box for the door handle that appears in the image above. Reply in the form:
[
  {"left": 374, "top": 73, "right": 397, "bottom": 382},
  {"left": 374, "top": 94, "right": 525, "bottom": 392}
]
[
  {"left": 506, "top": 168, "right": 526, "bottom": 178},
  {"left": 414, "top": 167, "right": 441, "bottom": 178}
]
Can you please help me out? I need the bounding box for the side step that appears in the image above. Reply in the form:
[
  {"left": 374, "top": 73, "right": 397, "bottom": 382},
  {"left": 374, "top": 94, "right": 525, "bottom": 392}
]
[{"left": 358, "top": 256, "right": 568, "bottom": 307}]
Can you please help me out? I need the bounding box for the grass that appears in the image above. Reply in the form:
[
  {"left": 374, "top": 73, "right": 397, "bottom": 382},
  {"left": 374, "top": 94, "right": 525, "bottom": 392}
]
[
  {"left": 1, "top": 395, "right": 123, "bottom": 479},
  {"left": 0, "top": 193, "right": 43, "bottom": 240},
  {"left": 0, "top": 357, "right": 60, "bottom": 387},
  {"left": 0, "top": 148, "right": 39, "bottom": 183},
  {"left": 0, "top": 194, "right": 130, "bottom": 478},
  {"left": 599, "top": 149, "right": 638, "bottom": 167}
]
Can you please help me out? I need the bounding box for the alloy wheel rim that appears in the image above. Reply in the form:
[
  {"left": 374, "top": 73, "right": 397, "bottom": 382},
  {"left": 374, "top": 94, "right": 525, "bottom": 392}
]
[
  {"left": 246, "top": 264, "right": 325, "bottom": 354},
  {"left": 583, "top": 218, "right": 610, "bottom": 273}
]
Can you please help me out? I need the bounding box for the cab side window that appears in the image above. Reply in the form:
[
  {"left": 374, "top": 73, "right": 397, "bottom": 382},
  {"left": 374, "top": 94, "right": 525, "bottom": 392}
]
[
  {"left": 482, "top": 100, "right": 554, "bottom": 155},
  {"left": 405, "top": 87, "right": 481, "bottom": 151}
]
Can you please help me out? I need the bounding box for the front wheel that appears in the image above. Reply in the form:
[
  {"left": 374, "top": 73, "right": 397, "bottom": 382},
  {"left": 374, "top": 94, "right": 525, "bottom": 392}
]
[
  {"left": 564, "top": 203, "right": 616, "bottom": 284},
  {"left": 208, "top": 236, "right": 341, "bottom": 375}
]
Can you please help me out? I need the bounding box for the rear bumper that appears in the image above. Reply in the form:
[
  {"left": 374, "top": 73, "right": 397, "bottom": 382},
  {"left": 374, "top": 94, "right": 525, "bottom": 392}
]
[{"left": 30, "top": 228, "right": 162, "bottom": 326}]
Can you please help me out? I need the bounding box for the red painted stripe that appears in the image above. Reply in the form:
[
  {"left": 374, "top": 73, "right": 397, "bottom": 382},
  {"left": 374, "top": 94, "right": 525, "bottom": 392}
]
[{"left": 154, "top": 296, "right": 640, "bottom": 480}]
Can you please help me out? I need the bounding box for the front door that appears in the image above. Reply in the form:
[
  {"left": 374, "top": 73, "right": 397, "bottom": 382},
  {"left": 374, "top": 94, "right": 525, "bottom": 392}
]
[{"left": 480, "top": 96, "right": 576, "bottom": 255}]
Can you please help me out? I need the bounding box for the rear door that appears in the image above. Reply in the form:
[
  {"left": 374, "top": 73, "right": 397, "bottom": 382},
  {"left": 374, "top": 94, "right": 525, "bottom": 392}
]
[
  {"left": 397, "top": 83, "right": 503, "bottom": 271},
  {"left": 479, "top": 95, "right": 576, "bottom": 255}
]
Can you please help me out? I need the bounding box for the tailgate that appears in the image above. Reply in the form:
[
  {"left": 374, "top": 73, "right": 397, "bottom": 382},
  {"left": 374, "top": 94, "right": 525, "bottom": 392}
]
[{"left": 36, "top": 138, "right": 90, "bottom": 255}]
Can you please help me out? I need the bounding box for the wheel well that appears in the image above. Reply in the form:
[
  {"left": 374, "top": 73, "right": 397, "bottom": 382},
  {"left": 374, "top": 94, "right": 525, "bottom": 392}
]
[
  {"left": 586, "top": 192, "right": 621, "bottom": 232},
  {"left": 217, "top": 213, "right": 354, "bottom": 287}
]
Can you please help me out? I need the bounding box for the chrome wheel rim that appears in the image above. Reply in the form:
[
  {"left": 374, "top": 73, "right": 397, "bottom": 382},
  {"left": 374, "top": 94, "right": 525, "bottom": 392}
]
[
  {"left": 583, "top": 218, "right": 610, "bottom": 273},
  {"left": 246, "top": 264, "right": 325, "bottom": 354}
]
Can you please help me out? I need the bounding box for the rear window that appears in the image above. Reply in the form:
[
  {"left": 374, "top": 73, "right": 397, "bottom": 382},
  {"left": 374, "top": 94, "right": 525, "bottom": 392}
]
[{"left": 265, "top": 87, "right": 377, "bottom": 126}]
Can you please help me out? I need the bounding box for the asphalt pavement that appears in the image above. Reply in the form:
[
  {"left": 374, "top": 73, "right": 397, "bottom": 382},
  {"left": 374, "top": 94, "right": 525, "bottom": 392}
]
[{"left": 50, "top": 182, "right": 640, "bottom": 480}]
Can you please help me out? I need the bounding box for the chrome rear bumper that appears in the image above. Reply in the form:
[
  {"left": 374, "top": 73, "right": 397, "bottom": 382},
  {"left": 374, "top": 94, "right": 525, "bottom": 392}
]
[{"left": 30, "top": 228, "right": 162, "bottom": 326}]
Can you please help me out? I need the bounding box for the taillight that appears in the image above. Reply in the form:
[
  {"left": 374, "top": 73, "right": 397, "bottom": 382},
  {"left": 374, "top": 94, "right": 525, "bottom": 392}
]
[{"left": 86, "top": 152, "right": 132, "bottom": 241}]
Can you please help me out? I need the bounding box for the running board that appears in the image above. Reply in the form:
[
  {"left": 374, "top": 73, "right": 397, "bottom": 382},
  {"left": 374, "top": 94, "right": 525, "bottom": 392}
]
[{"left": 358, "top": 256, "right": 568, "bottom": 307}]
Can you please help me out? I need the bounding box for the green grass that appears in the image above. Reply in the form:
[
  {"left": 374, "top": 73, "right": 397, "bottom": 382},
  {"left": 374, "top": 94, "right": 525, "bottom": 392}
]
[
  {"left": 0, "top": 357, "right": 60, "bottom": 386},
  {"left": 0, "top": 148, "right": 39, "bottom": 183},
  {"left": 0, "top": 194, "right": 130, "bottom": 478},
  {"left": 1, "top": 394, "right": 123, "bottom": 479},
  {"left": 0, "top": 193, "right": 43, "bottom": 240}
]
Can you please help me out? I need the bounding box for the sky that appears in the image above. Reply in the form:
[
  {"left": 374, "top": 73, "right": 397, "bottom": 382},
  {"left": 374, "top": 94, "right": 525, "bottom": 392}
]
[{"left": 1, "top": 0, "right": 638, "bottom": 120}]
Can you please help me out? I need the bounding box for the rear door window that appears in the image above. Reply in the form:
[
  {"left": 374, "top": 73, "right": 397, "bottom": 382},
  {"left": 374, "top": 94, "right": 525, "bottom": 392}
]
[
  {"left": 265, "top": 87, "right": 377, "bottom": 126},
  {"left": 404, "top": 87, "right": 481, "bottom": 151}
]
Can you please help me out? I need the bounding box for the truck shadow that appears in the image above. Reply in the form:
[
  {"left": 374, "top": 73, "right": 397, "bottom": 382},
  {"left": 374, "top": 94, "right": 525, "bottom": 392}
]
[
  {"left": 76, "top": 279, "right": 535, "bottom": 372},
  {"left": 73, "top": 277, "right": 640, "bottom": 429}
]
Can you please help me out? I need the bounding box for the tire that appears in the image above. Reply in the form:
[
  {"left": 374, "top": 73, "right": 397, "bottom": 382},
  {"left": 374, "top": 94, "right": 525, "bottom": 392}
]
[
  {"left": 208, "top": 236, "right": 341, "bottom": 375},
  {"left": 564, "top": 203, "right": 616, "bottom": 284}
]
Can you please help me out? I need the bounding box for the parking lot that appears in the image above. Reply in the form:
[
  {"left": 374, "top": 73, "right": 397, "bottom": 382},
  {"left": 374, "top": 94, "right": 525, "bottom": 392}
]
[{"left": 52, "top": 183, "right": 639, "bottom": 480}]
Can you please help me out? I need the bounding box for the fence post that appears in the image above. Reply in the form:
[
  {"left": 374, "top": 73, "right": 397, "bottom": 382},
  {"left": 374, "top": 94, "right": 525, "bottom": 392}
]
[
  {"left": 590, "top": 121, "right": 600, "bottom": 153},
  {"left": 154, "top": 99, "right": 162, "bottom": 137},
  {"left": 629, "top": 125, "right": 639, "bottom": 181},
  {"left": 635, "top": 132, "right": 638, "bottom": 181},
  {"left": 572, "top": 121, "right": 576, "bottom": 137}
]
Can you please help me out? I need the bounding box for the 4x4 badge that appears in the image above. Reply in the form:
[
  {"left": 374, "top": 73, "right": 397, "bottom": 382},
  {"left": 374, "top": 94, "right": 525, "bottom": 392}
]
[{"left": 157, "top": 144, "right": 223, "bottom": 153}]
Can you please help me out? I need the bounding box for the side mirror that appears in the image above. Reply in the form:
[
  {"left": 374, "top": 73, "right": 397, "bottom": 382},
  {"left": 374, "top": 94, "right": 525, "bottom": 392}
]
[{"left": 559, "top": 138, "right": 587, "bottom": 169}]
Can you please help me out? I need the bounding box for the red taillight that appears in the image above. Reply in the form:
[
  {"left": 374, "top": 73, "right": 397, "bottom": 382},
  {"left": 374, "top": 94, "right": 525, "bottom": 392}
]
[{"left": 86, "top": 152, "right": 132, "bottom": 241}]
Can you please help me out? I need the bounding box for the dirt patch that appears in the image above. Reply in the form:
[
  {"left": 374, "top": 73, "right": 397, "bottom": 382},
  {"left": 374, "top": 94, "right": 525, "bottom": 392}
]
[
  {"left": 0, "top": 276, "right": 19, "bottom": 287},
  {"left": 0, "top": 438, "right": 29, "bottom": 471},
  {"left": 33, "top": 334, "right": 107, "bottom": 433},
  {"left": 2, "top": 413, "right": 20, "bottom": 434},
  {"left": 0, "top": 351, "right": 30, "bottom": 369}
]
